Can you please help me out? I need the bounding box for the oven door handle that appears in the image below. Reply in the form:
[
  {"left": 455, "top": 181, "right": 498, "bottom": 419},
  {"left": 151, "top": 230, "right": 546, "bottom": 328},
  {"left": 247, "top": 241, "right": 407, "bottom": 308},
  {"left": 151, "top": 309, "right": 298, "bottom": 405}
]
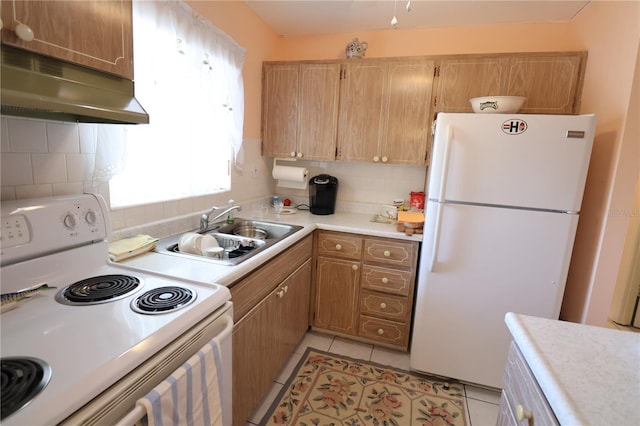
[{"left": 213, "top": 313, "right": 233, "bottom": 347}]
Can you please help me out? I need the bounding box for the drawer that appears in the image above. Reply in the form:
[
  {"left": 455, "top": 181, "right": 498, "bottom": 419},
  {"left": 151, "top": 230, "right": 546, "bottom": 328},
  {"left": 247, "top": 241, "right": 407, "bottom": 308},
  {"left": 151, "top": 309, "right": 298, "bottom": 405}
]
[
  {"left": 358, "top": 315, "right": 409, "bottom": 347},
  {"left": 502, "top": 342, "right": 559, "bottom": 426},
  {"left": 363, "top": 237, "right": 417, "bottom": 268},
  {"left": 317, "top": 231, "right": 363, "bottom": 260},
  {"left": 359, "top": 290, "right": 408, "bottom": 321},
  {"left": 361, "top": 265, "right": 413, "bottom": 296}
]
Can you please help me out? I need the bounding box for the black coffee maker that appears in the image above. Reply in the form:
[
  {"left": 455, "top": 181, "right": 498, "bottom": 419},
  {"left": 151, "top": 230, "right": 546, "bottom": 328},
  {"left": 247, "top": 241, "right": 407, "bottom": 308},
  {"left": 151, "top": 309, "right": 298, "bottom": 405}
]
[{"left": 309, "top": 174, "right": 338, "bottom": 215}]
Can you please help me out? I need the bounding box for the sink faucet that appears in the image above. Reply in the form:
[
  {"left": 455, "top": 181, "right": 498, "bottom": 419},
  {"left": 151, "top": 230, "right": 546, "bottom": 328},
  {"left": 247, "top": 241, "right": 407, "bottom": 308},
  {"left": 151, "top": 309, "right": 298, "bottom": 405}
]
[{"left": 200, "top": 204, "right": 242, "bottom": 232}]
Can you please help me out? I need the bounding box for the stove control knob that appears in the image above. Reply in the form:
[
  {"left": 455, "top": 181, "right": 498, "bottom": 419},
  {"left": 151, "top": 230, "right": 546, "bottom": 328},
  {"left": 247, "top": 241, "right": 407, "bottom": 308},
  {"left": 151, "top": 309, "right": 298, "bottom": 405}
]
[
  {"left": 63, "top": 213, "right": 78, "bottom": 230},
  {"left": 85, "top": 210, "right": 98, "bottom": 226}
]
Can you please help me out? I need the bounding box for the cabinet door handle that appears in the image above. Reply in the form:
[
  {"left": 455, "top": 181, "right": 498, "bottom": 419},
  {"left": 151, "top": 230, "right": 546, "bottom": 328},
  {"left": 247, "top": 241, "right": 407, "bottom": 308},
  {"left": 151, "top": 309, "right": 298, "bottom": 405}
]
[
  {"left": 296, "top": 152, "right": 303, "bottom": 158},
  {"left": 379, "top": 302, "right": 387, "bottom": 309},
  {"left": 373, "top": 155, "right": 380, "bottom": 162},
  {"left": 290, "top": 151, "right": 296, "bottom": 158},
  {"left": 352, "top": 264, "right": 358, "bottom": 271},
  {"left": 516, "top": 405, "right": 533, "bottom": 422},
  {"left": 381, "top": 277, "right": 389, "bottom": 284},
  {"left": 15, "top": 22, "right": 35, "bottom": 42},
  {"left": 335, "top": 244, "right": 342, "bottom": 250},
  {"left": 377, "top": 328, "right": 384, "bottom": 335},
  {"left": 277, "top": 290, "right": 285, "bottom": 298},
  {"left": 383, "top": 250, "right": 391, "bottom": 257},
  {"left": 381, "top": 156, "right": 388, "bottom": 163},
  {"left": 283, "top": 285, "right": 288, "bottom": 293}
]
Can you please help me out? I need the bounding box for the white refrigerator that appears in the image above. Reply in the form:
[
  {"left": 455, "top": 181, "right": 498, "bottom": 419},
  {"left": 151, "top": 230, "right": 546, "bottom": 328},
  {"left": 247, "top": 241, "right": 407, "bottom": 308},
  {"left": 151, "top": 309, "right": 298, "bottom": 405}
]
[{"left": 409, "top": 113, "right": 596, "bottom": 388}]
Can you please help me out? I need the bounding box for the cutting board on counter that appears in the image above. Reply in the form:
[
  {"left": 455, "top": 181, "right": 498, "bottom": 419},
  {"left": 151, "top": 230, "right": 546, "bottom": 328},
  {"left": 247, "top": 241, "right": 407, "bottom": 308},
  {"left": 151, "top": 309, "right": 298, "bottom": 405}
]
[{"left": 397, "top": 211, "right": 425, "bottom": 223}]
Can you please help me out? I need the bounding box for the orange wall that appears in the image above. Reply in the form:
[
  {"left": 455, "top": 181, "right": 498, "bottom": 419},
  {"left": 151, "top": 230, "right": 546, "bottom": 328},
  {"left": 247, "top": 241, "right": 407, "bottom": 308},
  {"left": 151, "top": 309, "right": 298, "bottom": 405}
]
[
  {"left": 270, "top": 22, "right": 580, "bottom": 60},
  {"left": 562, "top": 0, "right": 640, "bottom": 325},
  {"left": 188, "top": 1, "right": 639, "bottom": 326}
]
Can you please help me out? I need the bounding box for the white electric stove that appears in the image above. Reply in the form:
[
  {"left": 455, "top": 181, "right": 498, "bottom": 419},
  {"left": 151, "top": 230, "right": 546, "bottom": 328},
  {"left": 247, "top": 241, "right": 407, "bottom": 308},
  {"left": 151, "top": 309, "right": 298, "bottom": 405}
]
[{"left": 0, "top": 194, "right": 232, "bottom": 425}]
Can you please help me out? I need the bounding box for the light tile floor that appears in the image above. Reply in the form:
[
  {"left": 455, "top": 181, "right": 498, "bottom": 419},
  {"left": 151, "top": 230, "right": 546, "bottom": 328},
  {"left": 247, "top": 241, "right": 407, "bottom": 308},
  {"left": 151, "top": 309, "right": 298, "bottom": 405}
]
[{"left": 247, "top": 330, "right": 501, "bottom": 426}]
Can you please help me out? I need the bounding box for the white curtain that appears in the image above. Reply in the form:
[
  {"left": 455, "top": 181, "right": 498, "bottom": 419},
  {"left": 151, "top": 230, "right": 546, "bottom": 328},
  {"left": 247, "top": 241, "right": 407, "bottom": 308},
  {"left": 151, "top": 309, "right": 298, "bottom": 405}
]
[{"left": 99, "top": 0, "right": 246, "bottom": 207}]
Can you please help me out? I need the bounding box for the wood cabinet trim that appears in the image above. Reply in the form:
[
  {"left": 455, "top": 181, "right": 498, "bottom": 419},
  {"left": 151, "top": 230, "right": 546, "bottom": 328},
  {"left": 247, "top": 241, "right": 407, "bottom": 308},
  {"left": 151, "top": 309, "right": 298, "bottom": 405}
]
[
  {"left": 358, "top": 314, "right": 409, "bottom": 346},
  {"left": 359, "top": 290, "right": 409, "bottom": 321},
  {"left": 317, "top": 230, "right": 363, "bottom": 260},
  {"left": 360, "top": 265, "right": 413, "bottom": 296}
]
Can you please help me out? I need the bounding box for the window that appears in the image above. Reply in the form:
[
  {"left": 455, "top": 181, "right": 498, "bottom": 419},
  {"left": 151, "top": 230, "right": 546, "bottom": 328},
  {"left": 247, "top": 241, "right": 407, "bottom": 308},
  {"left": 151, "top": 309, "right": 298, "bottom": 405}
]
[{"left": 107, "top": 0, "right": 246, "bottom": 208}]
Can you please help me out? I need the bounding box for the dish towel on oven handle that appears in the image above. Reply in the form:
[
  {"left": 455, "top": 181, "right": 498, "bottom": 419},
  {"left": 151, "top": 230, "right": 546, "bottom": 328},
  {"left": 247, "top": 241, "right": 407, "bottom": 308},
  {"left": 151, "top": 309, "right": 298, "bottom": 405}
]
[{"left": 136, "top": 338, "right": 224, "bottom": 426}]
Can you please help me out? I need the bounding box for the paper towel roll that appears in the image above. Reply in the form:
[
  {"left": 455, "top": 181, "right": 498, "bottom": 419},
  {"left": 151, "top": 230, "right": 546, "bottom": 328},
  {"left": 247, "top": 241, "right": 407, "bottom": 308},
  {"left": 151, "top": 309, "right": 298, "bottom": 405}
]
[{"left": 272, "top": 165, "right": 308, "bottom": 189}]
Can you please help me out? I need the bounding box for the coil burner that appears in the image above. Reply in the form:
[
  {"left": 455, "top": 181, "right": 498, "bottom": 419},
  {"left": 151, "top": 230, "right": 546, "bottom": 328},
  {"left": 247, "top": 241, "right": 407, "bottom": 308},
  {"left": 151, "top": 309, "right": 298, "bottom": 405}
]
[
  {"left": 1, "top": 357, "right": 52, "bottom": 420},
  {"left": 56, "top": 274, "right": 142, "bottom": 305},
  {"left": 131, "top": 286, "right": 195, "bottom": 314}
]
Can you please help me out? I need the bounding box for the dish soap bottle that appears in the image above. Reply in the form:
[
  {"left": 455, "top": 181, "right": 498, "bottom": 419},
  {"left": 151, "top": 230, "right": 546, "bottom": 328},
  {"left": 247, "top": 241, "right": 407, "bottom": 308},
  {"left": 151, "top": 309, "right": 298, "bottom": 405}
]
[{"left": 227, "top": 199, "right": 235, "bottom": 224}]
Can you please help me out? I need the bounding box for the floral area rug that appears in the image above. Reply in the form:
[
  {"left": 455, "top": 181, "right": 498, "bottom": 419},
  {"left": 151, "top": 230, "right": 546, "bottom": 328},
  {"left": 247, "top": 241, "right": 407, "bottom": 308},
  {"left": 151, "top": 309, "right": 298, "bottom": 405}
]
[{"left": 259, "top": 347, "right": 467, "bottom": 426}]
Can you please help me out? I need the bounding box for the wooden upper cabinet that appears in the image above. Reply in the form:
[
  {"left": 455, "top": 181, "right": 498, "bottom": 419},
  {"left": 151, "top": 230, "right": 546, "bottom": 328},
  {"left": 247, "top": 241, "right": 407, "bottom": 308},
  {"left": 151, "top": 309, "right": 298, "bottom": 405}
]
[
  {"left": 262, "top": 62, "right": 341, "bottom": 161},
  {"left": 505, "top": 54, "right": 584, "bottom": 114},
  {"left": 434, "top": 57, "right": 504, "bottom": 113},
  {"left": 383, "top": 60, "right": 435, "bottom": 165},
  {"left": 262, "top": 63, "right": 299, "bottom": 158},
  {"left": 434, "top": 52, "right": 585, "bottom": 115},
  {"left": 0, "top": 0, "right": 134, "bottom": 79},
  {"left": 337, "top": 61, "right": 386, "bottom": 163},
  {"left": 337, "top": 59, "right": 434, "bottom": 165},
  {"left": 261, "top": 52, "right": 585, "bottom": 166}
]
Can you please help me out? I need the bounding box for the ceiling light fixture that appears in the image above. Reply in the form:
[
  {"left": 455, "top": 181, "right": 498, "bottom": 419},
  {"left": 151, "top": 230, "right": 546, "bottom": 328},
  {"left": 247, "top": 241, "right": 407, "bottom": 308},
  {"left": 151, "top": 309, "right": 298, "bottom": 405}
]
[
  {"left": 391, "top": 0, "right": 398, "bottom": 28},
  {"left": 391, "top": 1, "right": 412, "bottom": 29}
]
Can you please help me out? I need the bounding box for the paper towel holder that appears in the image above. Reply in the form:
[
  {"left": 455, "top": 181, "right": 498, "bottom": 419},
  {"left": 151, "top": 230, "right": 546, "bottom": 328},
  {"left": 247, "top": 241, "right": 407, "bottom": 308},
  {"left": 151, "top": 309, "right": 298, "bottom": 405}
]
[
  {"left": 272, "top": 157, "right": 309, "bottom": 190},
  {"left": 273, "top": 157, "right": 297, "bottom": 169}
]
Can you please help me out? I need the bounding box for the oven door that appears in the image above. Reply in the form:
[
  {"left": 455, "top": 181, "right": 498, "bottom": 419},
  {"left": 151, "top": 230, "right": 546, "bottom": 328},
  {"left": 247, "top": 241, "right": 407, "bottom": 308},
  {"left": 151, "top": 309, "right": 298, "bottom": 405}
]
[{"left": 60, "top": 302, "right": 233, "bottom": 426}]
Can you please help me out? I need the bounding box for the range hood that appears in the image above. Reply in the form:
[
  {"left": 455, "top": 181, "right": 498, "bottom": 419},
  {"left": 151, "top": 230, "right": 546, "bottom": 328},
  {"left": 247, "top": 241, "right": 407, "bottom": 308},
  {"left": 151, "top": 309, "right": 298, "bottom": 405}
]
[{"left": 1, "top": 46, "right": 149, "bottom": 124}]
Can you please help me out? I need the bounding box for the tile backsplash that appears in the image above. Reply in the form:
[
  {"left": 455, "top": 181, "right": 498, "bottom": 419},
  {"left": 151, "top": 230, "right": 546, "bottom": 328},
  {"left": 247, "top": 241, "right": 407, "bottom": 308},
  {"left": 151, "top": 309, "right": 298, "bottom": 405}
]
[
  {"left": 1, "top": 116, "right": 95, "bottom": 200},
  {"left": 1, "top": 115, "right": 427, "bottom": 238}
]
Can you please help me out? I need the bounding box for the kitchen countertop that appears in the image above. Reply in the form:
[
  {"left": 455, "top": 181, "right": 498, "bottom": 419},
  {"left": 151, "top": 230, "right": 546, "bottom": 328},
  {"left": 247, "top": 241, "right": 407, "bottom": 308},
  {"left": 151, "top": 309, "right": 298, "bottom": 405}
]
[
  {"left": 505, "top": 312, "right": 640, "bottom": 426},
  {"left": 122, "top": 210, "right": 422, "bottom": 287}
]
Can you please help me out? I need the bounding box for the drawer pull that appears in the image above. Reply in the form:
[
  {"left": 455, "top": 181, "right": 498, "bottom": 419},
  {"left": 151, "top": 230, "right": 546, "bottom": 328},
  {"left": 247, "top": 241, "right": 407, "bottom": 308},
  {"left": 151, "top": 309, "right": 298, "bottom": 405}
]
[
  {"left": 383, "top": 250, "right": 391, "bottom": 257},
  {"left": 352, "top": 264, "right": 358, "bottom": 271},
  {"left": 335, "top": 244, "right": 342, "bottom": 250},
  {"left": 516, "top": 405, "right": 533, "bottom": 422},
  {"left": 377, "top": 328, "right": 384, "bottom": 335},
  {"left": 381, "top": 277, "right": 389, "bottom": 284},
  {"left": 379, "top": 302, "right": 387, "bottom": 309}
]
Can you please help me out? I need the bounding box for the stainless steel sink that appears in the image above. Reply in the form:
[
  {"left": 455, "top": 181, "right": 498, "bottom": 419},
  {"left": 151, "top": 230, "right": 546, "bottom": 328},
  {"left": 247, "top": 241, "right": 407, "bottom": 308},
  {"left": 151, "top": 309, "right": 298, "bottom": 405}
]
[
  {"left": 153, "top": 218, "right": 303, "bottom": 265},
  {"left": 215, "top": 219, "right": 297, "bottom": 239}
]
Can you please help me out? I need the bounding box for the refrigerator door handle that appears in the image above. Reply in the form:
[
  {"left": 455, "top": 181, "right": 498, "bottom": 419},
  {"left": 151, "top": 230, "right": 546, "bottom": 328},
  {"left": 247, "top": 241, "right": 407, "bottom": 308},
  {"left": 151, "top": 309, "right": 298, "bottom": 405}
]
[
  {"left": 429, "top": 201, "right": 444, "bottom": 272},
  {"left": 429, "top": 125, "right": 452, "bottom": 272},
  {"left": 437, "top": 125, "right": 453, "bottom": 202}
]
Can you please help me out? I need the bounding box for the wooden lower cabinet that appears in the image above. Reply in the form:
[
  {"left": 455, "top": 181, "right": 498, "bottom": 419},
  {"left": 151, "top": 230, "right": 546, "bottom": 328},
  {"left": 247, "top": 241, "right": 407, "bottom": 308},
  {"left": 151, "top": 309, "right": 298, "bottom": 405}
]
[
  {"left": 231, "top": 236, "right": 312, "bottom": 426},
  {"left": 497, "top": 342, "right": 559, "bottom": 426},
  {"left": 314, "top": 256, "right": 361, "bottom": 334},
  {"left": 312, "top": 230, "right": 418, "bottom": 351}
]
